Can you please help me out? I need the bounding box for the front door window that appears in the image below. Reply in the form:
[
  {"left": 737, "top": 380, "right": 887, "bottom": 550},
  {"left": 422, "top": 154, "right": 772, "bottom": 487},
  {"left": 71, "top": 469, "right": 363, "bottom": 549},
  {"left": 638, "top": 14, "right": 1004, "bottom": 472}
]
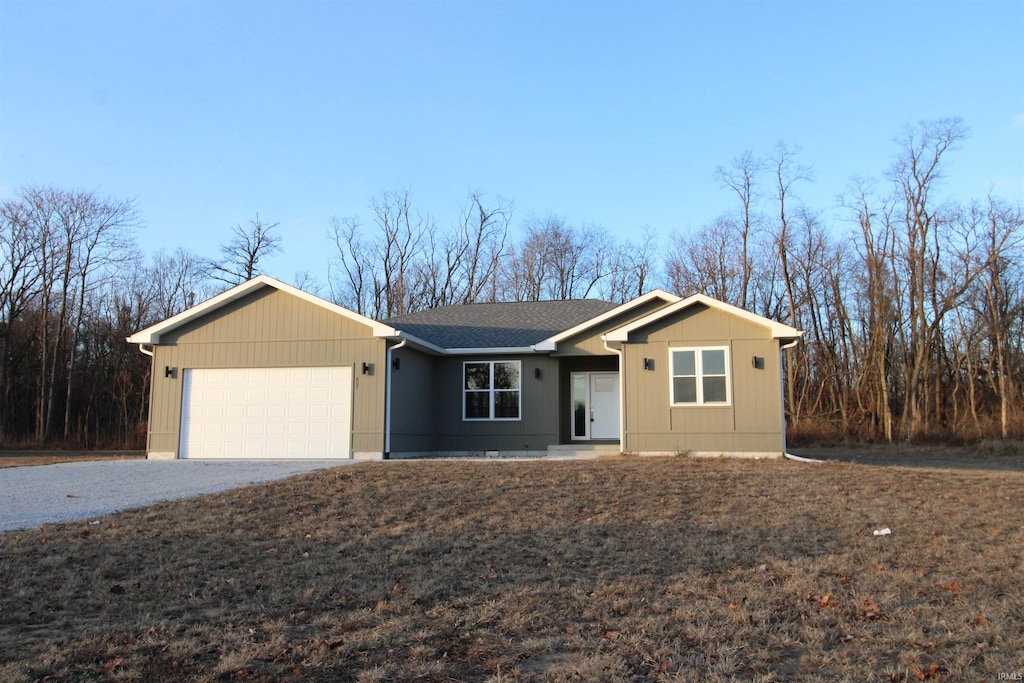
[{"left": 572, "top": 373, "right": 589, "bottom": 439}]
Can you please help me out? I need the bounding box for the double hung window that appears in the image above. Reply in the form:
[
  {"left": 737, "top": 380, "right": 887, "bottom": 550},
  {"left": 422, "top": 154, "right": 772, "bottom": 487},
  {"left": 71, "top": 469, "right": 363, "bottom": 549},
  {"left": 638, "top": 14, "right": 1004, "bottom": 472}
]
[
  {"left": 464, "top": 361, "right": 521, "bottom": 420},
  {"left": 670, "top": 347, "right": 730, "bottom": 406}
]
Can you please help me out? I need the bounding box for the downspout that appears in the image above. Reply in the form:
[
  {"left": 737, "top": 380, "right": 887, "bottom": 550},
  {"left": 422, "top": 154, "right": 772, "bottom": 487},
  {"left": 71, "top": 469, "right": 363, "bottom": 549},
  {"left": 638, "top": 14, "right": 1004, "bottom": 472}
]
[
  {"left": 383, "top": 338, "right": 407, "bottom": 460},
  {"left": 136, "top": 343, "right": 155, "bottom": 458},
  {"left": 778, "top": 338, "right": 819, "bottom": 462},
  {"left": 602, "top": 335, "right": 625, "bottom": 453}
]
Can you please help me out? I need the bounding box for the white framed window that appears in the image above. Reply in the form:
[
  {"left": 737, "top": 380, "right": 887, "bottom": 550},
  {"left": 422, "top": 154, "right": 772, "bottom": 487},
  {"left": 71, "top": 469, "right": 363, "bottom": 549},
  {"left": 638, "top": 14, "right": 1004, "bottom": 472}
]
[
  {"left": 463, "top": 360, "right": 521, "bottom": 421},
  {"left": 670, "top": 347, "right": 730, "bottom": 406}
]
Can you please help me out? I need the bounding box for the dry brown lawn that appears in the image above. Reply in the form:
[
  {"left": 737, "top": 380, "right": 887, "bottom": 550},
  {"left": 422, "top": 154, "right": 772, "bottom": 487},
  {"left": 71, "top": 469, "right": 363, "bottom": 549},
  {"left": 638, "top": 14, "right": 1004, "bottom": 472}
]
[
  {"left": 1, "top": 451, "right": 1022, "bottom": 682},
  {"left": 0, "top": 452, "right": 144, "bottom": 469}
]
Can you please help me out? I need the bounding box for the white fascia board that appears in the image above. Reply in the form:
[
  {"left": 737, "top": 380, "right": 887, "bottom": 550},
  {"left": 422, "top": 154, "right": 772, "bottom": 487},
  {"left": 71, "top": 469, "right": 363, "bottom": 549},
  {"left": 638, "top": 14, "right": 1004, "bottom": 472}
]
[
  {"left": 394, "top": 332, "right": 446, "bottom": 355},
  {"left": 605, "top": 293, "right": 803, "bottom": 343},
  {"left": 539, "top": 289, "right": 681, "bottom": 348},
  {"left": 443, "top": 346, "right": 539, "bottom": 355},
  {"left": 127, "top": 274, "right": 400, "bottom": 344}
]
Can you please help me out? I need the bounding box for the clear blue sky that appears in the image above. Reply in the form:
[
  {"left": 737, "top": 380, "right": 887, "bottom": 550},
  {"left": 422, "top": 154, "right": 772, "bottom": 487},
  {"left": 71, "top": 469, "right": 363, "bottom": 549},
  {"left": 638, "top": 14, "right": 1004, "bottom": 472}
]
[{"left": 2, "top": 0, "right": 1022, "bottom": 286}]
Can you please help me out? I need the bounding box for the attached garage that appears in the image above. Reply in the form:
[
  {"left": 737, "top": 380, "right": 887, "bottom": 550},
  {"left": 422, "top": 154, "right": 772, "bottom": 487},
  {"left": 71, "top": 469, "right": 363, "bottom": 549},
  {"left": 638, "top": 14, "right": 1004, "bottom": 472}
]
[
  {"left": 179, "top": 366, "right": 353, "bottom": 459},
  {"left": 128, "top": 276, "right": 399, "bottom": 460}
]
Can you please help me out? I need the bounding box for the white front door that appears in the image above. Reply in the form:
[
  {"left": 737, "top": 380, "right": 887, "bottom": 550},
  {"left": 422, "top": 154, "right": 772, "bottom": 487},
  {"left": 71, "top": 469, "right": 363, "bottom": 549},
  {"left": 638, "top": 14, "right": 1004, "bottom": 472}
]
[{"left": 571, "top": 372, "right": 620, "bottom": 441}]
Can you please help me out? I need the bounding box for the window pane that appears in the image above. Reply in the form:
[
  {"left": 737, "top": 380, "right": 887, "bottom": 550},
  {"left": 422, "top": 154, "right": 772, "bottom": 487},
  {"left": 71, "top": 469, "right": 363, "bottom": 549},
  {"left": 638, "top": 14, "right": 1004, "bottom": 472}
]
[
  {"left": 672, "top": 350, "right": 695, "bottom": 376},
  {"left": 494, "top": 362, "right": 520, "bottom": 390},
  {"left": 673, "top": 377, "right": 697, "bottom": 404},
  {"left": 702, "top": 349, "right": 726, "bottom": 376},
  {"left": 494, "top": 391, "right": 520, "bottom": 419},
  {"left": 465, "top": 363, "right": 490, "bottom": 390},
  {"left": 465, "top": 391, "right": 490, "bottom": 419},
  {"left": 703, "top": 376, "right": 727, "bottom": 403},
  {"left": 572, "top": 375, "right": 587, "bottom": 437}
]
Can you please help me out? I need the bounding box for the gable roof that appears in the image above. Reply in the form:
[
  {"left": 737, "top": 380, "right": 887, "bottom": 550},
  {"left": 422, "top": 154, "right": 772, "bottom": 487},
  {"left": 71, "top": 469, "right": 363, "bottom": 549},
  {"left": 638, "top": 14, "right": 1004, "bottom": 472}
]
[
  {"left": 604, "top": 293, "right": 803, "bottom": 345},
  {"left": 127, "top": 275, "right": 400, "bottom": 345},
  {"left": 532, "top": 289, "right": 680, "bottom": 351},
  {"left": 385, "top": 299, "right": 619, "bottom": 352}
]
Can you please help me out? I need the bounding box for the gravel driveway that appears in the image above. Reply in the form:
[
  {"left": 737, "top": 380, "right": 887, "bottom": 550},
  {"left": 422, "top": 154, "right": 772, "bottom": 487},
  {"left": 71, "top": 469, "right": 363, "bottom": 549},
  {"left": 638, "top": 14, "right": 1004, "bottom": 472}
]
[{"left": 0, "top": 459, "right": 351, "bottom": 532}]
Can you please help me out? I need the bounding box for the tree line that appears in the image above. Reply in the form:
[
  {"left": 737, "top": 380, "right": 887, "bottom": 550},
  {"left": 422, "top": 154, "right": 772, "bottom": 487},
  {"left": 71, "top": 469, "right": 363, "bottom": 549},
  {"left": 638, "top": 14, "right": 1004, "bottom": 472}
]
[{"left": 1, "top": 117, "right": 1021, "bottom": 448}]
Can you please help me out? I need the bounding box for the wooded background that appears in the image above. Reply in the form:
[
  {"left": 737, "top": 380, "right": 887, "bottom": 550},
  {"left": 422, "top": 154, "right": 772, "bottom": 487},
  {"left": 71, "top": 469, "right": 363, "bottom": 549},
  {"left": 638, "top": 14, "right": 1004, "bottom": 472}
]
[{"left": 2, "top": 118, "right": 1021, "bottom": 448}]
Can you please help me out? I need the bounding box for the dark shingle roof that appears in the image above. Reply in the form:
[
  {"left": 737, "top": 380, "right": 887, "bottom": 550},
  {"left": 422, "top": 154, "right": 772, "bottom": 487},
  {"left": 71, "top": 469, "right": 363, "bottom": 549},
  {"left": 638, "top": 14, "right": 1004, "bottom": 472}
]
[{"left": 385, "top": 299, "right": 618, "bottom": 350}]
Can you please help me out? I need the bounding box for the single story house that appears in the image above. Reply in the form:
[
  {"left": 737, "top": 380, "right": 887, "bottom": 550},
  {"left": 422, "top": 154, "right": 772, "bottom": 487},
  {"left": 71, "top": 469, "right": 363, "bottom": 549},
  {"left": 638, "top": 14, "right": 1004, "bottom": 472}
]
[{"left": 127, "top": 275, "right": 802, "bottom": 460}]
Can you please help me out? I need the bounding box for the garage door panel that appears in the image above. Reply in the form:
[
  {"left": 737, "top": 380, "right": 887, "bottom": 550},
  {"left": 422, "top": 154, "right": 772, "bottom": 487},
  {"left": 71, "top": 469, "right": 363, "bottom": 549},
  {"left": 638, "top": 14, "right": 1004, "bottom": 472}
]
[{"left": 180, "top": 366, "right": 352, "bottom": 459}]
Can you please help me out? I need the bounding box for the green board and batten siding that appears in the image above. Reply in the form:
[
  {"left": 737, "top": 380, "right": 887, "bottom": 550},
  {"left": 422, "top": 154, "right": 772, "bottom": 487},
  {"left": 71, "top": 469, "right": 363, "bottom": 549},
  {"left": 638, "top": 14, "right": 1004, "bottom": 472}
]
[
  {"left": 621, "top": 304, "right": 786, "bottom": 456},
  {"left": 147, "top": 288, "right": 387, "bottom": 457},
  {"left": 387, "top": 347, "right": 435, "bottom": 454},
  {"left": 415, "top": 355, "right": 561, "bottom": 455}
]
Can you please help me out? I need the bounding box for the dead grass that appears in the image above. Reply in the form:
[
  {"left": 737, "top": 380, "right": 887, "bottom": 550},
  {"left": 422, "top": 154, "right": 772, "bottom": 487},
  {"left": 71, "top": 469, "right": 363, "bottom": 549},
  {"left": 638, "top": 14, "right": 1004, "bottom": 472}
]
[
  {"left": 0, "top": 451, "right": 145, "bottom": 469},
  {"left": 1, "top": 454, "right": 1022, "bottom": 681}
]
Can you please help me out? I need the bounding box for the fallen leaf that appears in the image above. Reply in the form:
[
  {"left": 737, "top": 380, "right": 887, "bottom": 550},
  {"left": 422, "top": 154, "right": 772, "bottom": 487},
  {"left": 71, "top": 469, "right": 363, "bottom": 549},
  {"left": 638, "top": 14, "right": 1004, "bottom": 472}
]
[
  {"left": 860, "top": 598, "right": 883, "bottom": 621},
  {"left": 914, "top": 663, "right": 940, "bottom": 680},
  {"left": 944, "top": 581, "right": 961, "bottom": 593},
  {"left": 819, "top": 592, "right": 833, "bottom": 609}
]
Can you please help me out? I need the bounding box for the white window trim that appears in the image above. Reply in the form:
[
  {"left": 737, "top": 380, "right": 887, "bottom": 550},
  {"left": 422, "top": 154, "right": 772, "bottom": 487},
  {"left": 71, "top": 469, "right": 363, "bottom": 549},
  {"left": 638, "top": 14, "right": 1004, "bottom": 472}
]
[
  {"left": 463, "top": 360, "right": 522, "bottom": 421},
  {"left": 669, "top": 346, "right": 731, "bottom": 406}
]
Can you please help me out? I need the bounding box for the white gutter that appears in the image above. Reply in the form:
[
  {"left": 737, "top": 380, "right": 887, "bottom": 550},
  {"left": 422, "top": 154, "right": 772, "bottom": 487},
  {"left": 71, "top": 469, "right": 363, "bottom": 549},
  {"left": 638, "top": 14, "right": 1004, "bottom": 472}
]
[
  {"left": 602, "top": 335, "right": 626, "bottom": 452},
  {"left": 383, "top": 338, "right": 407, "bottom": 459},
  {"left": 137, "top": 343, "right": 154, "bottom": 357},
  {"left": 446, "top": 346, "right": 538, "bottom": 355}
]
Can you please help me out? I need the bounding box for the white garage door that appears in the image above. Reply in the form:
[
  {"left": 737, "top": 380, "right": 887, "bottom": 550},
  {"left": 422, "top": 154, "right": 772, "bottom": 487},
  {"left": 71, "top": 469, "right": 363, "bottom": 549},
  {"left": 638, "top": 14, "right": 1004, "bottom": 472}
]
[{"left": 180, "top": 366, "right": 353, "bottom": 459}]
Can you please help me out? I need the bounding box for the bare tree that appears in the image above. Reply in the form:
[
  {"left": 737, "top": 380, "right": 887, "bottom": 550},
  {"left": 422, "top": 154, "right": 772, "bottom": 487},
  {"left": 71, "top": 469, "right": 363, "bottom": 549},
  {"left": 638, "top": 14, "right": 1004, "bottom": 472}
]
[
  {"left": 716, "top": 151, "right": 764, "bottom": 309},
  {"left": 768, "top": 142, "right": 814, "bottom": 430},
  {"left": 666, "top": 219, "right": 744, "bottom": 302},
  {"left": 977, "top": 197, "right": 1024, "bottom": 439},
  {"left": 61, "top": 192, "right": 138, "bottom": 439},
  {"left": 326, "top": 190, "right": 432, "bottom": 318},
  {"left": 209, "top": 214, "right": 282, "bottom": 286},
  {"left": 370, "top": 190, "right": 431, "bottom": 317},
  {"left": 3, "top": 187, "right": 138, "bottom": 442},
  {"left": 602, "top": 227, "right": 658, "bottom": 303},
  {"left": 843, "top": 178, "right": 899, "bottom": 441},
  {"left": 500, "top": 217, "right": 609, "bottom": 302},
  {"left": 149, "top": 248, "right": 212, "bottom": 319},
  {"left": 0, "top": 197, "right": 43, "bottom": 442},
  {"left": 327, "top": 216, "right": 373, "bottom": 315},
  {"left": 889, "top": 117, "right": 968, "bottom": 438},
  {"left": 454, "top": 191, "right": 512, "bottom": 304}
]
